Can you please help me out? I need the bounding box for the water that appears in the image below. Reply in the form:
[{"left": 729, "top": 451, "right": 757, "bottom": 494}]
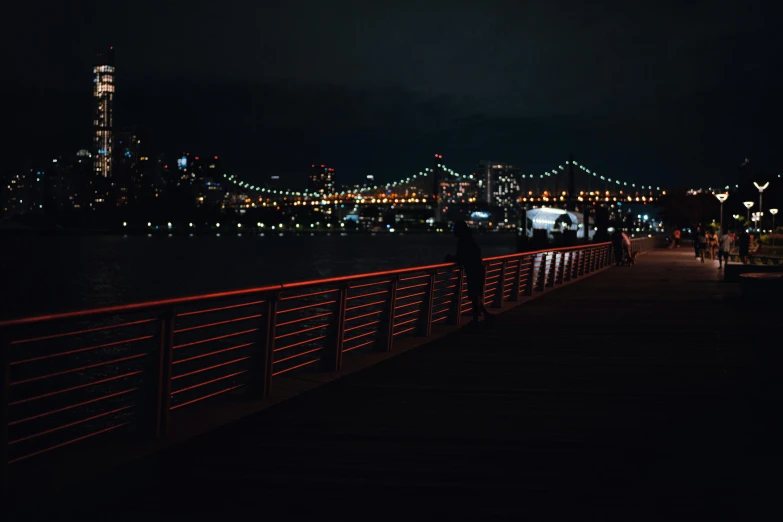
[{"left": 0, "top": 233, "right": 517, "bottom": 320}]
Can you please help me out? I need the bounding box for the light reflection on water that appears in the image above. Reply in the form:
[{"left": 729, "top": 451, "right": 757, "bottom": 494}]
[{"left": 0, "top": 233, "right": 516, "bottom": 320}]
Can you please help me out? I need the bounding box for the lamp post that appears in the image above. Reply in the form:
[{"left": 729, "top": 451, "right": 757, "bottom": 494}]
[
  {"left": 771, "top": 208, "right": 778, "bottom": 246},
  {"left": 743, "top": 201, "right": 754, "bottom": 227},
  {"left": 715, "top": 193, "right": 728, "bottom": 233},
  {"left": 752, "top": 212, "right": 761, "bottom": 232},
  {"left": 754, "top": 181, "right": 769, "bottom": 228}
]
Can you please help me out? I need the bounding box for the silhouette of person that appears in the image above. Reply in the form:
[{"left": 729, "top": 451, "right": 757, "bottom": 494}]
[
  {"left": 611, "top": 229, "right": 623, "bottom": 266},
  {"left": 446, "top": 221, "right": 495, "bottom": 328},
  {"left": 739, "top": 230, "right": 750, "bottom": 264}
]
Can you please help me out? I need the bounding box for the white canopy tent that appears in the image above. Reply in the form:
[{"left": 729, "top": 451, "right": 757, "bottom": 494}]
[{"left": 525, "top": 207, "right": 595, "bottom": 240}]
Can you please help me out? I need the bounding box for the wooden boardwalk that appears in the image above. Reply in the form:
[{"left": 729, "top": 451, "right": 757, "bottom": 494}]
[{"left": 11, "top": 249, "right": 782, "bottom": 521}]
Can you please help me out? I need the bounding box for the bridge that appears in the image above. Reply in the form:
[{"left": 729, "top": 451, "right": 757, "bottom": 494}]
[
  {"left": 221, "top": 158, "right": 665, "bottom": 204},
  {"left": 2, "top": 238, "right": 779, "bottom": 520}
]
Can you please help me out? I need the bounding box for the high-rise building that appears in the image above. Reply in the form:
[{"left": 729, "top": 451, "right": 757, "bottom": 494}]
[
  {"left": 93, "top": 47, "right": 115, "bottom": 178},
  {"left": 476, "top": 161, "right": 522, "bottom": 221},
  {"left": 309, "top": 164, "right": 336, "bottom": 195}
]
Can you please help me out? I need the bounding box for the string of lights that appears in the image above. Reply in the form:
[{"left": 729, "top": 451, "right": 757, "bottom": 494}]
[{"left": 220, "top": 158, "right": 669, "bottom": 199}]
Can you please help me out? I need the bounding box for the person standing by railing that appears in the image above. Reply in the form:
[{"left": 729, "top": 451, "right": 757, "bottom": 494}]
[
  {"left": 446, "top": 221, "right": 495, "bottom": 329},
  {"left": 718, "top": 228, "right": 731, "bottom": 270},
  {"left": 620, "top": 229, "right": 632, "bottom": 264}
]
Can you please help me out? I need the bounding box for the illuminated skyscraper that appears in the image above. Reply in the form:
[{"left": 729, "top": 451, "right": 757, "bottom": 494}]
[
  {"left": 93, "top": 47, "right": 115, "bottom": 178},
  {"left": 309, "top": 164, "right": 336, "bottom": 195}
]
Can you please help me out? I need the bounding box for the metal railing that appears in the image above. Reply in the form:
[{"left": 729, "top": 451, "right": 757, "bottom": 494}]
[{"left": 0, "top": 237, "right": 661, "bottom": 485}]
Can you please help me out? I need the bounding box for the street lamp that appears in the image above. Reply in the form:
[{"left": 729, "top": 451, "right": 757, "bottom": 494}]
[
  {"left": 771, "top": 208, "right": 779, "bottom": 245},
  {"left": 754, "top": 181, "right": 769, "bottom": 227},
  {"left": 715, "top": 193, "right": 728, "bottom": 233},
  {"left": 743, "top": 201, "right": 754, "bottom": 226}
]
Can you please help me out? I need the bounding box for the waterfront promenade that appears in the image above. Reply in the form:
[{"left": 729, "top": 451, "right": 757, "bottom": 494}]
[{"left": 10, "top": 248, "right": 781, "bottom": 520}]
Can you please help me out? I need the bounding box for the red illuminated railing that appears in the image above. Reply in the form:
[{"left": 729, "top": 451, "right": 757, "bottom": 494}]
[{"left": 0, "top": 237, "right": 662, "bottom": 486}]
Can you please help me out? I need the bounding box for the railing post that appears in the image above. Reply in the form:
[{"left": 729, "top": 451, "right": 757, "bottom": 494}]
[
  {"left": 379, "top": 277, "right": 398, "bottom": 351},
  {"left": 251, "top": 291, "right": 277, "bottom": 399},
  {"left": 537, "top": 253, "right": 547, "bottom": 291},
  {"left": 586, "top": 248, "right": 594, "bottom": 274},
  {"left": 558, "top": 252, "right": 567, "bottom": 283},
  {"left": 324, "top": 285, "right": 347, "bottom": 372},
  {"left": 492, "top": 261, "right": 507, "bottom": 308},
  {"left": 450, "top": 269, "right": 464, "bottom": 325},
  {"left": 523, "top": 256, "right": 534, "bottom": 296},
  {"left": 564, "top": 251, "right": 573, "bottom": 281},
  {"left": 1, "top": 332, "right": 10, "bottom": 494},
  {"left": 154, "top": 310, "right": 175, "bottom": 438},
  {"left": 546, "top": 253, "right": 556, "bottom": 287},
  {"left": 510, "top": 259, "right": 522, "bottom": 301},
  {"left": 419, "top": 270, "right": 437, "bottom": 337}
]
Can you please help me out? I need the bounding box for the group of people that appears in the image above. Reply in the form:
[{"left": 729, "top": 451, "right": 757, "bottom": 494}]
[
  {"left": 670, "top": 225, "right": 758, "bottom": 268},
  {"left": 691, "top": 225, "right": 733, "bottom": 268}
]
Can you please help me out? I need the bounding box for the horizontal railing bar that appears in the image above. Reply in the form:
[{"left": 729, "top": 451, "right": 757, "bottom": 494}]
[
  {"left": 10, "top": 318, "right": 157, "bottom": 346},
  {"left": 171, "top": 370, "right": 247, "bottom": 396},
  {"left": 346, "top": 289, "right": 388, "bottom": 301},
  {"left": 173, "top": 329, "right": 259, "bottom": 350},
  {"left": 343, "top": 330, "right": 377, "bottom": 344},
  {"left": 11, "top": 353, "right": 147, "bottom": 386},
  {"left": 396, "top": 282, "right": 429, "bottom": 291},
  {"left": 274, "top": 322, "right": 329, "bottom": 340},
  {"left": 12, "top": 335, "right": 155, "bottom": 366},
  {"left": 271, "top": 357, "right": 321, "bottom": 376},
  {"left": 432, "top": 316, "right": 447, "bottom": 323},
  {"left": 178, "top": 300, "right": 265, "bottom": 318},
  {"left": 277, "top": 301, "right": 337, "bottom": 315},
  {"left": 348, "top": 280, "right": 389, "bottom": 290},
  {"left": 395, "top": 291, "right": 426, "bottom": 301},
  {"left": 343, "top": 320, "right": 381, "bottom": 334},
  {"left": 273, "top": 346, "right": 322, "bottom": 365},
  {"left": 274, "top": 335, "right": 327, "bottom": 352},
  {"left": 392, "top": 326, "right": 416, "bottom": 337},
  {"left": 394, "top": 317, "right": 418, "bottom": 328},
  {"left": 0, "top": 288, "right": 279, "bottom": 328},
  {"left": 172, "top": 357, "right": 251, "bottom": 381},
  {"left": 345, "top": 299, "right": 385, "bottom": 312},
  {"left": 8, "top": 423, "right": 130, "bottom": 465},
  {"left": 395, "top": 300, "right": 424, "bottom": 311},
  {"left": 398, "top": 274, "right": 430, "bottom": 282},
  {"left": 174, "top": 314, "right": 262, "bottom": 334},
  {"left": 174, "top": 342, "right": 254, "bottom": 365},
  {"left": 343, "top": 339, "right": 375, "bottom": 353},
  {"left": 9, "top": 371, "right": 144, "bottom": 406},
  {"left": 279, "top": 288, "right": 339, "bottom": 301},
  {"left": 9, "top": 405, "right": 132, "bottom": 446},
  {"left": 345, "top": 310, "right": 383, "bottom": 323},
  {"left": 394, "top": 309, "right": 420, "bottom": 321},
  {"left": 281, "top": 263, "right": 452, "bottom": 289},
  {"left": 276, "top": 311, "right": 333, "bottom": 328},
  {"left": 170, "top": 384, "right": 245, "bottom": 411},
  {"left": 9, "top": 387, "right": 138, "bottom": 427}
]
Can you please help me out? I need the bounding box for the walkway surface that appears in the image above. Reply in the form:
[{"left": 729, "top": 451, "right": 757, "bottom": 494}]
[{"left": 12, "top": 249, "right": 783, "bottom": 521}]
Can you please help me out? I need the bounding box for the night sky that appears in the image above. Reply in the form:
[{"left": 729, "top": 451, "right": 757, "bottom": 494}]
[{"left": 4, "top": 0, "right": 782, "bottom": 189}]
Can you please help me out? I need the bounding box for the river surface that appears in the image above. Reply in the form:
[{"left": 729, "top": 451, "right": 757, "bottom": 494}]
[{"left": 0, "top": 233, "right": 517, "bottom": 320}]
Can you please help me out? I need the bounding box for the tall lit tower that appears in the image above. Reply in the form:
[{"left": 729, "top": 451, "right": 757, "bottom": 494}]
[{"left": 93, "top": 47, "right": 115, "bottom": 178}]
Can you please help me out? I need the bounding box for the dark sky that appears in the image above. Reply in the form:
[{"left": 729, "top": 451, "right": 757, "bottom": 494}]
[{"left": 4, "top": 0, "right": 783, "bottom": 189}]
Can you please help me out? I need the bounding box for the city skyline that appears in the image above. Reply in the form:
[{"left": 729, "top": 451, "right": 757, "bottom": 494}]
[{"left": 5, "top": 1, "right": 783, "bottom": 188}]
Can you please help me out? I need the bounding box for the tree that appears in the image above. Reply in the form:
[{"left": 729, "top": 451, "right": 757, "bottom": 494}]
[{"left": 654, "top": 190, "right": 717, "bottom": 228}]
